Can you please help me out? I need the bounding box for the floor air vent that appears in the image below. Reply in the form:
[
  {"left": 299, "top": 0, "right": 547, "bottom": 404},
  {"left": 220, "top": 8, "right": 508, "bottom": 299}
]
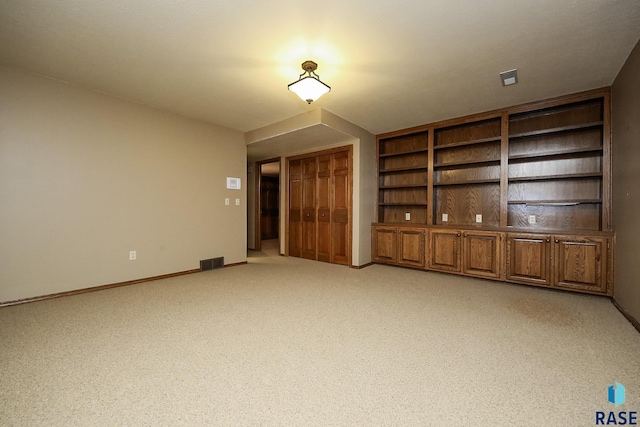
[{"left": 200, "top": 257, "right": 224, "bottom": 271}]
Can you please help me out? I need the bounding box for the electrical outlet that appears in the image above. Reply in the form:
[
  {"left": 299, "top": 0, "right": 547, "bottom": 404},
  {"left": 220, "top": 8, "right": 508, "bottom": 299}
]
[
  {"left": 528, "top": 215, "right": 536, "bottom": 224},
  {"left": 475, "top": 214, "right": 483, "bottom": 223},
  {"left": 442, "top": 213, "right": 448, "bottom": 222},
  {"left": 129, "top": 250, "right": 136, "bottom": 261},
  {"left": 405, "top": 212, "right": 411, "bottom": 221},
  {"left": 225, "top": 198, "right": 230, "bottom": 206},
  {"left": 235, "top": 198, "right": 240, "bottom": 206}
]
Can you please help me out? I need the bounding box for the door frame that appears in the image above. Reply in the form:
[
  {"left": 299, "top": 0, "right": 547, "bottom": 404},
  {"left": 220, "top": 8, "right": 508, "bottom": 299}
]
[
  {"left": 254, "top": 157, "right": 281, "bottom": 252},
  {"left": 285, "top": 145, "right": 353, "bottom": 266}
]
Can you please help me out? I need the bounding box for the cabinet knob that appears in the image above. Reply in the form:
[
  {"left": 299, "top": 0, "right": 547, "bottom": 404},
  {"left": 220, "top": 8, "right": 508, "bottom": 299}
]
[
  {"left": 555, "top": 239, "right": 559, "bottom": 243},
  {"left": 456, "top": 233, "right": 461, "bottom": 237},
  {"left": 322, "top": 214, "right": 325, "bottom": 217},
  {"left": 546, "top": 239, "right": 550, "bottom": 243}
]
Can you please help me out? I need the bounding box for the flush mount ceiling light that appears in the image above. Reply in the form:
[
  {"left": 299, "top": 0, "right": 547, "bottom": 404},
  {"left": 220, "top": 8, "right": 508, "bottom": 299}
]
[
  {"left": 500, "top": 69, "right": 518, "bottom": 86},
  {"left": 288, "top": 60, "right": 331, "bottom": 104}
]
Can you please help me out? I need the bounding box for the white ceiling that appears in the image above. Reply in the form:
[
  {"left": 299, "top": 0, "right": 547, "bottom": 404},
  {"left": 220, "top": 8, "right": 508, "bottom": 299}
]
[{"left": 1, "top": 0, "right": 639, "bottom": 136}]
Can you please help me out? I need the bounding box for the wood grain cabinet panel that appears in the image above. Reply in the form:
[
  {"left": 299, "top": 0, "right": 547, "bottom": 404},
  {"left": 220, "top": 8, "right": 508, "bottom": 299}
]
[
  {"left": 428, "top": 229, "right": 461, "bottom": 273},
  {"left": 397, "top": 228, "right": 426, "bottom": 268},
  {"left": 462, "top": 231, "right": 501, "bottom": 279},
  {"left": 506, "top": 233, "right": 552, "bottom": 286},
  {"left": 372, "top": 227, "right": 397, "bottom": 264},
  {"left": 553, "top": 235, "right": 609, "bottom": 294}
]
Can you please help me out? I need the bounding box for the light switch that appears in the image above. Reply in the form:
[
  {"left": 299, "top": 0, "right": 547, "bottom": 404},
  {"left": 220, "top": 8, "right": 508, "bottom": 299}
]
[
  {"left": 235, "top": 198, "right": 240, "bottom": 206},
  {"left": 442, "top": 213, "right": 448, "bottom": 222},
  {"left": 225, "top": 198, "right": 230, "bottom": 206},
  {"left": 475, "top": 214, "right": 483, "bottom": 223}
]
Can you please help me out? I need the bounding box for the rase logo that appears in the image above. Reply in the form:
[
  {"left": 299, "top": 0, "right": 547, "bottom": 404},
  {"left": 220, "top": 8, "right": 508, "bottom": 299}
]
[
  {"left": 610, "top": 383, "right": 627, "bottom": 407},
  {"left": 596, "top": 382, "right": 637, "bottom": 425}
]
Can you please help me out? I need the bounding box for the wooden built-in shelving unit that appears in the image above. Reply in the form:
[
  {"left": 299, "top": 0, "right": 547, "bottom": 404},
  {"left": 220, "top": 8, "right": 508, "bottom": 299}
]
[{"left": 372, "top": 88, "right": 613, "bottom": 296}]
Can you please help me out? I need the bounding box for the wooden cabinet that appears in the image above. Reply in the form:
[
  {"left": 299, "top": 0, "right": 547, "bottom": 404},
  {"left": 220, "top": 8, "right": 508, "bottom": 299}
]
[
  {"left": 372, "top": 226, "right": 426, "bottom": 268},
  {"left": 506, "top": 233, "right": 552, "bottom": 286},
  {"left": 397, "top": 228, "right": 426, "bottom": 268},
  {"left": 372, "top": 226, "right": 397, "bottom": 264},
  {"left": 553, "top": 235, "right": 610, "bottom": 294},
  {"left": 462, "top": 231, "right": 501, "bottom": 279},
  {"left": 428, "top": 229, "right": 461, "bottom": 272},
  {"left": 428, "top": 229, "right": 501, "bottom": 278},
  {"left": 505, "top": 232, "right": 611, "bottom": 294},
  {"left": 372, "top": 223, "right": 612, "bottom": 296},
  {"left": 372, "top": 88, "right": 614, "bottom": 297}
]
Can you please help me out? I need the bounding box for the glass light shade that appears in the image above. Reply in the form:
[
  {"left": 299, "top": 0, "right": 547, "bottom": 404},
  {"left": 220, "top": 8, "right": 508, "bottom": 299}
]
[{"left": 288, "top": 76, "right": 331, "bottom": 104}]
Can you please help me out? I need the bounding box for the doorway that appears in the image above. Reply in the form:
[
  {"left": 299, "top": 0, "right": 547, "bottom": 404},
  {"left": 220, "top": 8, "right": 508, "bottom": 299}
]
[{"left": 255, "top": 158, "right": 280, "bottom": 253}]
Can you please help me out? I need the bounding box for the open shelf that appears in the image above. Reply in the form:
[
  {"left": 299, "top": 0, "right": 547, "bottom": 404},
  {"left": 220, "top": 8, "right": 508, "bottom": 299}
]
[
  {"left": 434, "top": 179, "right": 501, "bottom": 186},
  {"left": 379, "top": 184, "right": 429, "bottom": 189},
  {"left": 434, "top": 158, "right": 501, "bottom": 168},
  {"left": 509, "top": 121, "right": 603, "bottom": 140},
  {"left": 375, "top": 89, "right": 609, "bottom": 232},
  {"left": 379, "top": 202, "right": 429, "bottom": 206},
  {"left": 379, "top": 165, "right": 428, "bottom": 173},
  {"left": 434, "top": 136, "right": 501, "bottom": 150},
  {"left": 507, "top": 199, "right": 602, "bottom": 206},
  {"left": 508, "top": 147, "right": 603, "bottom": 162},
  {"left": 379, "top": 148, "right": 429, "bottom": 158},
  {"left": 508, "top": 172, "right": 603, "bottom": 182}
]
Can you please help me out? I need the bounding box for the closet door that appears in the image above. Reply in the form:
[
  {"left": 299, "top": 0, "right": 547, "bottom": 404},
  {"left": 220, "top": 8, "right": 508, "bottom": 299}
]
[
  {"left": 331, "top": 151, "right": 350, "bottom": 265},
  {"left": 317, "top": 154, "right": 332, "bottom": 262},
  {"left": 288, "top": 159, "right": 302, "bottom": 257},
  {"left": 301, "top": 157, "right": 317, "bottom": 260}
]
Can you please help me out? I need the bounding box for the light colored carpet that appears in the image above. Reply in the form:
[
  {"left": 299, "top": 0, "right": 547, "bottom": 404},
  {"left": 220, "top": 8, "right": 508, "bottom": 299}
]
[{"left": 1, "top": 239, "right": 639, "bottom": 426}]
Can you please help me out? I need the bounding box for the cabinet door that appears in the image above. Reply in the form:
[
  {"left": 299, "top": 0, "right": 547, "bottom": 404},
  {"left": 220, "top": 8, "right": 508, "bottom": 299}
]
[
  {"left": 372, "top": 227, "right": 397, "bottom": 263},
  {"left": 331, "top": 151, "right": 350, "bottom": 265},
  {"left": 301, "top": 157, "right": 317, "bottom": 260},
  {"left": 506, "top": 233, "right": 551, "bottom": 286},
  {"left": 288, "top": 160, "right": 302, "bottom": 257},
  {"left": 316, "top": 155, "right": 331, "bottom": 262},
  {"left": 553, "top": 235, "right": 609, "bottom": 294},
  {"left": 398, "top": 228, "right": 426, "bottom": 268},
  {"left": 462, "top": 231, "right": 501, "bottom": 279},
  {"left": 428, "top": 229, "right": 461, "bottom": 272}
]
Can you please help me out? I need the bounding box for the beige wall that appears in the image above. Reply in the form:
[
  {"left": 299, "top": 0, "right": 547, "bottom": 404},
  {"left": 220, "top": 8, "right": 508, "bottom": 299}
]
[
  {"left": 612, "top": 39, "right": 640, "bottom": 323},
  {"left": 0, "top": 67, "right": 247, "bottom": 302}
]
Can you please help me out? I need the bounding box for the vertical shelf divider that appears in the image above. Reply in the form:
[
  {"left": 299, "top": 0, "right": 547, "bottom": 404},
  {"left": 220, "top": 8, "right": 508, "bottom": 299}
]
[
  {"left": 500, "top": 112, "right": 509, "bottom": 228},
  {"left": 427, "top": 127, "right": 435, "bottom": 225}
]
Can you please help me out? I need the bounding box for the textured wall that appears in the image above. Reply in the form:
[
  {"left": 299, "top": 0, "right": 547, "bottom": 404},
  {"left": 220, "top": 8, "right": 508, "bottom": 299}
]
[
  {"left": 0, "top": 67, "right": 246, "bottom": 302},
  {"left": 612, "top": 38, "right": 640, "bottom": 324}
]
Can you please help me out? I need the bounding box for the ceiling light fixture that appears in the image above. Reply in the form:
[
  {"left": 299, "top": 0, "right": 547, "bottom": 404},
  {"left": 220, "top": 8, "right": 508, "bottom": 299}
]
[
  {"left": 500, "top": 69, "right": 518, "bottom": 86},
  {"left": 288, "top": 60, "right": 331, "bottom": 104}
]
